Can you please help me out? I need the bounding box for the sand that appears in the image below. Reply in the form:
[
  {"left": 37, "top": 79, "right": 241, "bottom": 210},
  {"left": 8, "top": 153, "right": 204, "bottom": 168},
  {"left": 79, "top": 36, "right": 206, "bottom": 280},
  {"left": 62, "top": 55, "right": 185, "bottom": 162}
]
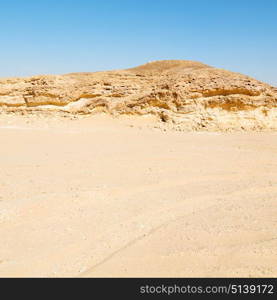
[{"left": 0, "top": 114, "right": 276, "bottom": 277}]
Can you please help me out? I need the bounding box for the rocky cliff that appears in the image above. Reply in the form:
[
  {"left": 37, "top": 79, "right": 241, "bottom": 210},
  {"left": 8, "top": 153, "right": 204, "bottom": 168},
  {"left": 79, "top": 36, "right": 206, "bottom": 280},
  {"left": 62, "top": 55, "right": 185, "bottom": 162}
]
[{"left": 1, "top": 60, "right": 276, "bottom": 130}]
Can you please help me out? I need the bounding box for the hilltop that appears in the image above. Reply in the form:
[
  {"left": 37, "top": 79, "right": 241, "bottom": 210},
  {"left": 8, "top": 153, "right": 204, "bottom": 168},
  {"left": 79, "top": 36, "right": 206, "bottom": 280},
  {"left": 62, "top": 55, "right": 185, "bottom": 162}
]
[{"left": 0, "top": 60, "right": 276, "bottom": 131}]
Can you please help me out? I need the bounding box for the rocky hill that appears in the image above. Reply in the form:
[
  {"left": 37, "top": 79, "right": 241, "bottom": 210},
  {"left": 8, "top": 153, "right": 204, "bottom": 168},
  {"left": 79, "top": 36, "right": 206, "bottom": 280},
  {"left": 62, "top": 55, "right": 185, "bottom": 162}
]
[{"left": 0, "top": 60, "right": 276, "bottom": 130}]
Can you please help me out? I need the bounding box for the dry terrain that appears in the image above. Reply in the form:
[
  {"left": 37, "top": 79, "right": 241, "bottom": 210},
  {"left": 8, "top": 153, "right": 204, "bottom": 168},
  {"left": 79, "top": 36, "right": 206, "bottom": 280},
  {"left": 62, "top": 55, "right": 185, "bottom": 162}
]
[
  {"left": 1, "top": 60, "right": 277, "bottom": 131},
  {"left": 0, "top": 114, "right": 276, "bottom": 277},
  {"left": 0, "top": 61, "right": 276, "bottom": 277}
]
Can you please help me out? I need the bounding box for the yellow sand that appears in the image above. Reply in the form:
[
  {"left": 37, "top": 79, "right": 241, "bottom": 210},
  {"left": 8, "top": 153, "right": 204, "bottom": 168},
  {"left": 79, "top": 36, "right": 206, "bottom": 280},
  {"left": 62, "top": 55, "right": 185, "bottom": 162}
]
[{"left": 0, "top": 114, "right": 276, "bottom": 277}]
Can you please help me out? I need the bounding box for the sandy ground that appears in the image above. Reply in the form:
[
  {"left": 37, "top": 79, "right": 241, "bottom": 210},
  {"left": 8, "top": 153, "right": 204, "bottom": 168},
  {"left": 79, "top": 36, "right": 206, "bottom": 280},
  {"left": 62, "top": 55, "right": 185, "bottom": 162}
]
[{"left": 0, "top": 114, "right": 276, "bottom": 277}]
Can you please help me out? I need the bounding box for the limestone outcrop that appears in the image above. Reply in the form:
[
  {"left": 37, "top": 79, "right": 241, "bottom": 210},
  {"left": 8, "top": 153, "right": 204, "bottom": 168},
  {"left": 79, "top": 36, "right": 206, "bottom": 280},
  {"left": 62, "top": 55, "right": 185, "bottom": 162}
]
[{"left": 1, "top": 60, "right": 276, "bottom": 130}]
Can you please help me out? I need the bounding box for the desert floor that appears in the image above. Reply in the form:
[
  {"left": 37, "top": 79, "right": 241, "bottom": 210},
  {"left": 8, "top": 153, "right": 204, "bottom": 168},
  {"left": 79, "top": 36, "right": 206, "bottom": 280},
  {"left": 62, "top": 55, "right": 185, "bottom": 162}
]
[{"left": 0, "top": 114, "right": 276, "bottom": 277}]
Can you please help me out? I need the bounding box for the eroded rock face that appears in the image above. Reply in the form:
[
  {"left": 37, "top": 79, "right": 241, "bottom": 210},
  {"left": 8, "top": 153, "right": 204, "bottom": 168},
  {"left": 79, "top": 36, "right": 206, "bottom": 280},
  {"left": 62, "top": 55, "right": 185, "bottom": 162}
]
[{"left": 0, "top": 60, "right": 276, "bottom": 130}]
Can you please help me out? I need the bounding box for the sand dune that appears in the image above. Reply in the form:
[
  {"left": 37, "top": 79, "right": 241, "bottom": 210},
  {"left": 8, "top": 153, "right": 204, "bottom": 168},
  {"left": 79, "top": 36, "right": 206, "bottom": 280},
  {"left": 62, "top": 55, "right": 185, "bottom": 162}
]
[{"left": 0, "top": 114, "right": 276, "bottom": 277}]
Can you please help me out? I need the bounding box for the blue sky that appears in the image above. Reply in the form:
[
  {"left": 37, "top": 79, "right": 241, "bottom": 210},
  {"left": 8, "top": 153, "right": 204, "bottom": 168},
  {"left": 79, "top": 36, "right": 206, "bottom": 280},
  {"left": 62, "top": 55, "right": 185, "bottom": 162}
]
[{"left": 1, "top": 0, "right": 276, "bottom": 85}]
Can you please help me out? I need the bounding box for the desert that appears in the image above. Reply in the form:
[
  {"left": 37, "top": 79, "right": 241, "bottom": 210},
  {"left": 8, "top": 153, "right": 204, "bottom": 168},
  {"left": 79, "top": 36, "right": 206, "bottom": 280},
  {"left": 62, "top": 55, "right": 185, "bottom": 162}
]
[
  {"left": 0, "top": 60, "right": 276, "bottom": 277},
  {"left": 1, "top": 60, "right": 277, "bottom": 131}
]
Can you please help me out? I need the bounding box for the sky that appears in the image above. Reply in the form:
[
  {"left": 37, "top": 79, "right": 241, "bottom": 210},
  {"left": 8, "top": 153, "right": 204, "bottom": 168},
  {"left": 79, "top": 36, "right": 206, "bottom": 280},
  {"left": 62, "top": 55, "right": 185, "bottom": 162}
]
[{"left": 0, "top": 0, "right": 276, "bottom": 85}]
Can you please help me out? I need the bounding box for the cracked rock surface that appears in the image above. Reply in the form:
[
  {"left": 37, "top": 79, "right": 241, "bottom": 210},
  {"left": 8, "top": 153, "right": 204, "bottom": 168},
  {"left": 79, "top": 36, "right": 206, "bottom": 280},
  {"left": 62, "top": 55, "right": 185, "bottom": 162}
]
[{"left": 1, "top": 60, "right": 276, "bottom": 131}]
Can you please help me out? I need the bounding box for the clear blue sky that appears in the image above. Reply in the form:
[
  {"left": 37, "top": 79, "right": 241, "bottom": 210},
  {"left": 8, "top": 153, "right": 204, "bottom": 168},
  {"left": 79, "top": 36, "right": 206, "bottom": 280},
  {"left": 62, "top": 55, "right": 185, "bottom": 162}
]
[{"left": 1, "top": 0, "right": 276, "bottom": 85}]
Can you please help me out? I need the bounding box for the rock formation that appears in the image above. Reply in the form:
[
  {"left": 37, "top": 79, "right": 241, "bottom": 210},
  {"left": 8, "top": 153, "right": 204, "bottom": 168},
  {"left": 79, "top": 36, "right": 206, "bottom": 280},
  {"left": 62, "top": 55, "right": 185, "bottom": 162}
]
[{"left": 0, "top": 60, "right": 276, "bottom": 130}]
